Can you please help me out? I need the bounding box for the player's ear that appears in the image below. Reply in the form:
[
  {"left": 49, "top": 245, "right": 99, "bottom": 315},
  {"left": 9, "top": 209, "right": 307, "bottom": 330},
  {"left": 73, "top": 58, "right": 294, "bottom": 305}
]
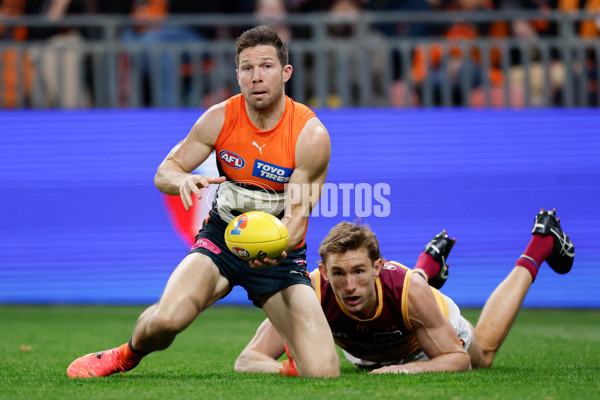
[
  {"left": 318, "top": 262, "right": 329, "bottom": 281},
  {"left": 282, "top": 64, "right": 292, "bottom": 84},
  {"left": 373, "top": 258, "right": 384, "bottom": 278}
]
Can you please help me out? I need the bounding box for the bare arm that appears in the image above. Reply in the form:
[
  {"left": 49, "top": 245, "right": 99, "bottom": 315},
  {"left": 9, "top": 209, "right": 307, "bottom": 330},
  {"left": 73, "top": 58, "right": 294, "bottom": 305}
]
[
  {"left": 250, "top": 117, "right": 330, "bottom": 268},
  {"left": 235, "top": 318, "right": 286, "bottom": 373},
  {"left": 370, "top": 274, "right": 471, "bottom": 374},
  {"left": 282, "top": 117, "right": 330, "bottom": 251},
  {"left": 154, "top": 104, "right": 227, "bottom": 210}
]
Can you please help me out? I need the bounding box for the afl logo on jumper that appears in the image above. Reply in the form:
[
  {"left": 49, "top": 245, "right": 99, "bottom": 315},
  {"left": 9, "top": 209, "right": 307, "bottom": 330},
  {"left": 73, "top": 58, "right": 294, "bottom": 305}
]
[{"left": 220, "top": 150, "right": 245, "bottom": 169}]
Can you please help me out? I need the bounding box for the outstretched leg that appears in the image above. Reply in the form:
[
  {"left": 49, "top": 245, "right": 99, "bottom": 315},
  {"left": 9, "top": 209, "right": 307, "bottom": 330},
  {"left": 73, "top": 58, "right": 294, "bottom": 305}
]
[
  {"left": 468, "top": 209, "right": 574, "bottom": 368},
  {"left": 130, "top": 253, "right": 230, "bottom": 352},
  {"left": 468, "top": 267, "right": 532, "bottom": 368},
  {"left": 67, "top": 253, "right": 231, "bottom": 378}
]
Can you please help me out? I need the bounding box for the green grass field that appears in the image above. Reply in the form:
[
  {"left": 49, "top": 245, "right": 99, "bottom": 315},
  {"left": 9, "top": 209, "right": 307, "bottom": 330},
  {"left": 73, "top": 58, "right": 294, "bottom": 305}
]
[{"left": 1, "top": 306, "right": 598, "bottom": 400}]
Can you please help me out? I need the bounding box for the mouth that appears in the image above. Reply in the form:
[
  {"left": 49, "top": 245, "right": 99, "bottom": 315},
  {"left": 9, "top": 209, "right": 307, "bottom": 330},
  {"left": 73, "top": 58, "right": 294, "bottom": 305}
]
[
  {"left": 344, "top": 295, "right": 361, "bottom": 307},
  {"left": 251, "top": 90, "right": 267, "bottom": 97}
]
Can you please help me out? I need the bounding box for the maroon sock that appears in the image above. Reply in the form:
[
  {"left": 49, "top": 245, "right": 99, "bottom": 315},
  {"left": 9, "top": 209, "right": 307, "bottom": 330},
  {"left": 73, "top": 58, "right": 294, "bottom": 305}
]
[
  {"left": 515, "top": 234, "right": 555, "bottom": 282},
  {"left": 413, "top": 252, "right": 439, "bottom": 282}
]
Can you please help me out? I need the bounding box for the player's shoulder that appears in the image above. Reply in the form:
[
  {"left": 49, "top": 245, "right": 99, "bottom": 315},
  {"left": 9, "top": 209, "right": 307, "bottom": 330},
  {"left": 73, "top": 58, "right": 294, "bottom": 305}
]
[
  {"left": 192, "top": 100, "right": 229, "bottom": 140},
  {"left": 302, "top": 115, "right": 327, "bottom": 133},
  {"left": 297, "top": 116, "right": 330, "bottom": 151},
  {"left": 201, "top": 99, "right": 228, "bottom": 122},
  {"left": 407, "top": 267, "right": 436, "bottom": 299}
]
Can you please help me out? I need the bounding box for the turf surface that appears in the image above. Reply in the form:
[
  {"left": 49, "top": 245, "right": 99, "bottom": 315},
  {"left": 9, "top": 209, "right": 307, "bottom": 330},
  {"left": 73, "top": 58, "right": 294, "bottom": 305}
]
[{"left": 1, "top": 306, "right": 599, "bottom": 399}]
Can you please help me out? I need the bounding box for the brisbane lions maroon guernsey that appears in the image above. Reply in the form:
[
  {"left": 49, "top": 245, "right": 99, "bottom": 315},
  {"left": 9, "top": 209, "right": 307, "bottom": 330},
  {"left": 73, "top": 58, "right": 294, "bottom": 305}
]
[{"left": 314, "top": 261, "right": 449, "bottom": 364}]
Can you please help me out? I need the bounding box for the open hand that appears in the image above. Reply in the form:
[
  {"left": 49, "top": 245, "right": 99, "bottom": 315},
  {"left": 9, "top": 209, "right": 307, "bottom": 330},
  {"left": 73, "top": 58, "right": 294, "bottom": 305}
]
[{"left": 179, "top": 175, "right": 226, "bottom": 210}]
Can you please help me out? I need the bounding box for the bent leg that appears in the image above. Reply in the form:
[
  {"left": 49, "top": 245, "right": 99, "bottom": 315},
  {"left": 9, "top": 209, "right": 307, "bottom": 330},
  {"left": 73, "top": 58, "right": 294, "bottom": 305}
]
[
  {"left": 131, "top": 252, "right": 231, "bottom": 352},
  {"left": 470, "top": 266, "right": 532, "bottom": 368},
  {"left": 67, "top": 253, "right": 230, "bottom": 378},
  {"left": 261, "top": 284, "right": 339, "bottom": 377}
]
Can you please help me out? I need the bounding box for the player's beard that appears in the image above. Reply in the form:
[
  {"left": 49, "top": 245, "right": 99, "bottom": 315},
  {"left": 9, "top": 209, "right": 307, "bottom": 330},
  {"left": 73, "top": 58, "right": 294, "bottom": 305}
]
[{"left": 245, "top": 82, "right": 285, "bottom": 111}]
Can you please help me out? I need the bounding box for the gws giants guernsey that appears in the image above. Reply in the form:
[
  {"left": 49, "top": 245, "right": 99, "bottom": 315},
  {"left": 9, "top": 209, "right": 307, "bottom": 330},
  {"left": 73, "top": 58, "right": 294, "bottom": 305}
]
[
  {"left": 212, "top": 94, "right": 316, "bottom": 223},
  {"left": 315, "top": 261, "right": 450, "bottom": 364}
]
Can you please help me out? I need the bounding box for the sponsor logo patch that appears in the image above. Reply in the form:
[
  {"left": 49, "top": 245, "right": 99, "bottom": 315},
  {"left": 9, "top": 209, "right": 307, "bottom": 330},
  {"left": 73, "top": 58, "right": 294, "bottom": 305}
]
[
  {"left": 191, "top": 238, "right": 222, "bottom": 254},
  {"left": 293, "top": 258, "right": 307, "bottom": 266},
  {"left": 253, "top": 160, "right": 293, "bottom": 183},
  {"left": 219, "top": 150, "right": 245, "bottom": 169}
]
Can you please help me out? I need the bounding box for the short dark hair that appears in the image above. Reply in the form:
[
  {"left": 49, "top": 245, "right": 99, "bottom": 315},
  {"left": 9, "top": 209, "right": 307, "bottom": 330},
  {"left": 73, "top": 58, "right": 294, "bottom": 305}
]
[
  {"left": 235, "top": 25, "right": 289, "bottom": 68},
  {"left": 318, "top": 222, "right": 383, "bottom": 265}
]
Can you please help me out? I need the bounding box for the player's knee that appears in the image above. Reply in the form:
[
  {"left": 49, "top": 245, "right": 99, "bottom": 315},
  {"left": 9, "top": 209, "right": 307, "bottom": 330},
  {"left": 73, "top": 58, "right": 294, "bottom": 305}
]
[
  {"left": 323, "top": 352, "right": 341, "bottom": 377},
  {"left": 472, "top": 351, "right": 495, "bottom": 369},
  {"left": 481, "top": 352, "right": 495, "bottom": 369},
  {"left": 468, "top": 336, "right": 495, "bottom": 369},
  {"left": 298, "top": 349, "right": 340, "bottom": 378}
]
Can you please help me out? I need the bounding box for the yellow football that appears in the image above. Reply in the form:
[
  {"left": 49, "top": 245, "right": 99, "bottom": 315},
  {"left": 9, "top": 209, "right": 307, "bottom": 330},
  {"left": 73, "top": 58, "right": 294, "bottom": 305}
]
[{"left": 224, "top": 211, "right": 289, "bottom": 262}]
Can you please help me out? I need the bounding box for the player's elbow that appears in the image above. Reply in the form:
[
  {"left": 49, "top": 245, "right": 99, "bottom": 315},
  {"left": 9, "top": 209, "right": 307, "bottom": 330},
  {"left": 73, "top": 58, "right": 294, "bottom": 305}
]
[
  {"left": 154, "top": 166, "right": 166, "bottom": 191},
  {"left": 233, "top": 350, "right": 253, "bottom": 373},
  {"left": 153, "top": 160, "right": 182, "bottom": 195},
  {"left": 436, "top": 350, "right": 471, "bottom": 373},
  {"left": 153, "top": 169, "right": 176, "bottom": 196},
  {"left": 153, "top": 171, "right": 162, "bottom": 191},
  {"left": 456, "top": 351, "right": 472, "bottom": 372}
]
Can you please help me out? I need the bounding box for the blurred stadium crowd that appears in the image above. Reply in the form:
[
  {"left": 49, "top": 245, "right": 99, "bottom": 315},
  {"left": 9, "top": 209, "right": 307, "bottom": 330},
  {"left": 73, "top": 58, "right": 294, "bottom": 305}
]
[{"left": 1, "top": 0, "right": 599, "bottom": 108}]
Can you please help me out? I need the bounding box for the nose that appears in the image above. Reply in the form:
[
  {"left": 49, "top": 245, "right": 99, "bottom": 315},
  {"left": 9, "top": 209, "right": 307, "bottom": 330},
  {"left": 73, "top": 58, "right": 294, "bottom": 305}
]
[
  {"left": 252, "top": 68, "right": 262, "bottom": 83},
  {"left": 345, "top": 276, "right": 356, "bottom": 292}
]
